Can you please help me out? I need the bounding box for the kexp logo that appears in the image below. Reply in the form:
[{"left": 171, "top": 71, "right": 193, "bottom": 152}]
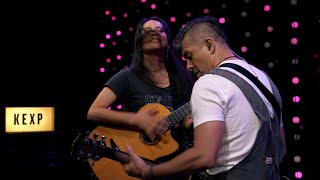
[{"left": 5, "top": 107, "right": 54, "bottom": 133}]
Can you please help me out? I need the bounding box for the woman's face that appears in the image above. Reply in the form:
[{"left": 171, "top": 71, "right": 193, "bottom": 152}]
[{"left": 141, "top": 20, "right": 168, "bottom": 52}]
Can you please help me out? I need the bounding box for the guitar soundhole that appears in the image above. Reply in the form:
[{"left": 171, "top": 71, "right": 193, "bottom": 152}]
[{"left": 139, "top": 133, "right": 160, "bottom": 145}]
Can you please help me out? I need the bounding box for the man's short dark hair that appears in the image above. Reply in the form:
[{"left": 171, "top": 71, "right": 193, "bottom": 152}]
[{"left": 173, "top": 16, "right": 229, "bottom": 54}]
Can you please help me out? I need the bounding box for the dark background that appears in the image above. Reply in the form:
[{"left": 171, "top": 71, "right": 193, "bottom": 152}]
[{"left": 2, "top": 0, "right": 320, "bottom": 179}]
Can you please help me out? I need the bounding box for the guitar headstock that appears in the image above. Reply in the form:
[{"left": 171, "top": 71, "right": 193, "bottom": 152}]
[
  {"left": 70, "top": 130, "right": 161, "bottom": 166},
  {"left": 70, "top": 130, "right": 108, "bottom": 163}
]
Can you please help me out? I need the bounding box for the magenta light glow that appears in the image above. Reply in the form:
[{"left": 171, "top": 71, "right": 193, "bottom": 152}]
[
  {"left": 267, "top": 26, "right": 273, "bottom": 32},
  {"left": 291, "top": 21, "right": 299, "bottom": 29},
  {"left": 241, "top": 46, "right": 248, "bottom": 53},
  {"left": 291, "top": 37, "right": 298, "bottom": 45},
  {"left": 203, "top": 8, "right": 209, "bottom": 14},
  {"left": 117, "top": 105, "right": 122, "bottom": 109},
  {"left": 293, "top": 96, "right": 300, "bottom": 103},
  {"left": 219, "top": 17, "right": 226, "bottom": 24},
  {"left": 264, "top": 5, "right": 271, "bottom": 12},
  {"left": 292, "top": 116, "right": 300, "bottom": 124},
  {"left": 151, "top": 4, "right": 156, "bottom": 9},
  {"left": 292, "top": 77, "right": 299, "bottom": 84},
  {"left": 295, "top": 171, "right": 302, "bottom": 179},
  {"left": 170, "top": 17, "right": 176, "bottom": 23}
]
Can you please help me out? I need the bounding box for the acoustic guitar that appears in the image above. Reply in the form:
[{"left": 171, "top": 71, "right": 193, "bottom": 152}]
[
  {"left": 86, "top": 102, "right": 191, "bottom": 180},
  {"left": 70, "top": 130, "right": 192, "bottom": 180}
]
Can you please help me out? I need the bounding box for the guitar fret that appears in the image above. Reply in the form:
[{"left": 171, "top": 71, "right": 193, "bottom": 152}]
[{"left": 167, "top": 102, "right": 191, "bottom": 126}]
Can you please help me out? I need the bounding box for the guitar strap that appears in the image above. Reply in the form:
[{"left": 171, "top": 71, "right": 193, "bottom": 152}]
[
  {"left": 216, "top": 63, "right": 286, "bottom": 174},
  {"left": 219, "top": 63, "right": 282, "bottom": 123}
]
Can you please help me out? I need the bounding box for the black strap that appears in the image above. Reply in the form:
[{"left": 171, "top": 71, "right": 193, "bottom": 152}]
[{"left": 219, "top": 63, "right": 281, "bottom": 121}]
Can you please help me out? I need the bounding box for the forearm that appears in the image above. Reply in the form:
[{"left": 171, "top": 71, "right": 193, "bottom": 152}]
[
  {"left": 150, "top": 148, "right": 209, "bottom": 178},
  {"left": 87, "top": 107, "right": 136, "bottom": 127},
  {"left": 148, "top": 122, "right": 222, "bottom": 178}
]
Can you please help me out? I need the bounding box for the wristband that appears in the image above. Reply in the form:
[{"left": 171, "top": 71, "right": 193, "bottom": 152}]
[
  {"left": 149, "top": 165, "right": 154, "bottom": 177},
  {"left": 143, "top": 165, "right": 153, "bottom": 180}
]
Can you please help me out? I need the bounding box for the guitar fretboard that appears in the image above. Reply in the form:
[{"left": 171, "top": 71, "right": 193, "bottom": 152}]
[{"left": 167, "top": 102, "right": 191, "bottom": 126}]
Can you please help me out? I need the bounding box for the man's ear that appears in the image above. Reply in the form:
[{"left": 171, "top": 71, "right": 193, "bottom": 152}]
[
  {"left": 205, "top": 39, "right": 212, "bottom": 50},
  {"left": 205, "top": 39, "right": 215, "bottom": 54}
]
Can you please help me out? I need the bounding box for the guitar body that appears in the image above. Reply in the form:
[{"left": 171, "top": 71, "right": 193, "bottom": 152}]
[{"left": 88, "top": 103, "right": 180, "bottom": 180}]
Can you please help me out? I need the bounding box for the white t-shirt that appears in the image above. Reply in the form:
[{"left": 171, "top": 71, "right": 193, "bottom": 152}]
[{"left": 191, "top": 60, "right": 280, "bottom": 175}]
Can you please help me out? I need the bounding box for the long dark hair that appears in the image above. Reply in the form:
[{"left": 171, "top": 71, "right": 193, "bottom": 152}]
[{"left": 130, "top": 16, "right": 194, "bottom": 105}]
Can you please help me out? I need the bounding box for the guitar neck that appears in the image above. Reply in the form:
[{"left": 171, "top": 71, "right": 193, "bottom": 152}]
[{"left": 167, "top": 102, "right": 191, "bottom": 126}]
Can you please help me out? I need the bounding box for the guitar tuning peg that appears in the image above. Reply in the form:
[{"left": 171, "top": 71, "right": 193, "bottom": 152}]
[
  {"left": 87, "top": 153, "right": 92, "bottom": 159},
  {"left": 77, "top": 151, "right": 86, "bottom": 161},
  {"left": 85, "top": 131, "right": 91, "bottom": 137},
  {"left": 84, "top": 136, "right": 90, "bottom": 144},
  {"left": 91, "top": 154, "right": 101, "bottom": 166},
  {"left": 94, "top": 154, "right": 101, "bottom": 161},
  {"left": 92, "top": 139, "right": 98, "bottom": 147},
  {"left": 98, "top": 135, "right": 106, "bottom": 148},
  {"left": 99, "top": 141, "right": 105, "bottom": 148},
  {"left": 93, "top": 133, "right": 98, "bottom": 139}
]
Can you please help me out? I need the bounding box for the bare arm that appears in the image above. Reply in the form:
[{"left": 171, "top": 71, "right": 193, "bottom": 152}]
[
  {"left": 87, "top": 87, "right": 136, "bottom": 126},
  {"left": 87, "top": 87, "right": 168, "bottom": 140},
  {"left": 124, "top": 121, "right": 225, "bottom": 178}
]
